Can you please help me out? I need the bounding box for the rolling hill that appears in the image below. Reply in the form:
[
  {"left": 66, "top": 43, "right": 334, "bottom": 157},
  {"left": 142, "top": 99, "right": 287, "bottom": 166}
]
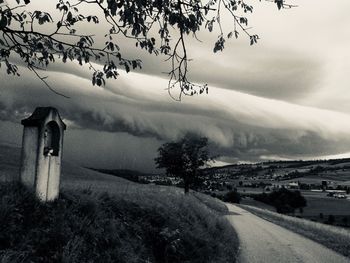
[{"left": 0, "top": 142, "right": 239, "bottom": 263}]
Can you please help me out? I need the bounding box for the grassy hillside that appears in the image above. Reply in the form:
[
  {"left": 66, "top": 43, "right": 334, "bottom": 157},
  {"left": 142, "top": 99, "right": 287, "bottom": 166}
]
[
  {"left": 0, "top": 144, "right": 135, "bottom": 185},
  {"left": 88, "top": 168, "right": 154, "bottom": 183},
  {"left": 0, "top": 144, "right": 239, "bottom": 263}
]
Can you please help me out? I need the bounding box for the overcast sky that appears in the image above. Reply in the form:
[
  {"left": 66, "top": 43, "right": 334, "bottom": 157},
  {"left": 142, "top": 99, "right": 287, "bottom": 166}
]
[{"left": 1, "top": 0, "right": 350, "bottom": 172}]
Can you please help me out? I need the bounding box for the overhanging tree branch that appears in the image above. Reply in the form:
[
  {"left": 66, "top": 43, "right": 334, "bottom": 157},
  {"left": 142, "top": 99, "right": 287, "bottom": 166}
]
[{"left": 0, "top": 0, "right": 295, "bottom": 100}]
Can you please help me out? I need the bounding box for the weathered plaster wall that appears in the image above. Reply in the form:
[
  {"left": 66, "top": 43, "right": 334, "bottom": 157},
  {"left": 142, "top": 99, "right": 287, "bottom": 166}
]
[
  {"left": 46, "top": 156, "right": 61, "bottom": 201},
  {"left": 20, "top": 126, "right": 39, "bottom": 187}
]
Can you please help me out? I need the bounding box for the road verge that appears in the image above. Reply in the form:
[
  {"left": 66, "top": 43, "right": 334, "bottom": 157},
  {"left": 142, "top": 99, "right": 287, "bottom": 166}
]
[{"left": 239, "top": 204, "right": 350, "bottom": 258}]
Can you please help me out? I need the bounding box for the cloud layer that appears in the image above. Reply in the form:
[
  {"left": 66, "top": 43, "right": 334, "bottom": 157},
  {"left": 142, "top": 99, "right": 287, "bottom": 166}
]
[
  {"left": 1, "top": 0, "right": 350, "bottom": 171},
  {"left": 1, "top": 58, "right": 350, "bottom": 171}
]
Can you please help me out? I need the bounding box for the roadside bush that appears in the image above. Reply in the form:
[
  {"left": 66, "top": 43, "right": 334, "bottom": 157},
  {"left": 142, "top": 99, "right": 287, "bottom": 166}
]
[
  {"left": 253, "top": 188, "right": 307, "bottom": 214},
  {"left": 327, "top": 215, "right": 335, "bottom": 225},
  {"left": 342, "top": 217, "right": 348, "bottom": 226},
  {"left": 223, "top": 190, "right": 241, "bottom": 204}
]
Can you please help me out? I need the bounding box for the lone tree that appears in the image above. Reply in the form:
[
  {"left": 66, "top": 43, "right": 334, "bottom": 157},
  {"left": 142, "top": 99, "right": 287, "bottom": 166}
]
[
  {"left": 0, "top": 0, "right": 295, "bottom": 99},
  {"left": 155, "top": 133, "right": 210, "bottom": 194}
]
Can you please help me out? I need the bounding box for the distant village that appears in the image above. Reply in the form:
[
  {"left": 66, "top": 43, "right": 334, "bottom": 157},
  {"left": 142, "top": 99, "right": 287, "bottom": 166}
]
[
  {"left": 93, "top": 158, "right": 350, "bottom": 201},
  {"left": 134, "top": 160, "right": 350, "bottom": 198}
]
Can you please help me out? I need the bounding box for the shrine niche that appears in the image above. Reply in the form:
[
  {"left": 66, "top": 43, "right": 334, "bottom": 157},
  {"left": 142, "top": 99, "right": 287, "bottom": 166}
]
[{"left": 43, "top": 121, "right": 60, "bottom": 157}]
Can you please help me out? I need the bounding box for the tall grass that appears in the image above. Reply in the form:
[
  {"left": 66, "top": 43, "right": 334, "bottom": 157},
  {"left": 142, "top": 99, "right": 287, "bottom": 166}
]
[
  {"left": 0, "top": 182, "right": 238, "bottom": 263},
  {"left": 240, "top": 204, "right": 350, "bottom": 257}
]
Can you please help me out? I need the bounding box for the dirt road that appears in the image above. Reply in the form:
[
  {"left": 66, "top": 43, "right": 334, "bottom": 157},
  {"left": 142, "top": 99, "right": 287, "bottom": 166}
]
[{"left": 226, "top": 204, "right": 350, "bottom": 263}]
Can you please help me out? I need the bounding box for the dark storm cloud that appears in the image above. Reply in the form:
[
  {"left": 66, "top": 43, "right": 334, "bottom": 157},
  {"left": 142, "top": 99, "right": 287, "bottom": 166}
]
[
  {"left": 210, "top": 126, "right": 350, "bottom": 162},
  {"left": 2, "top": 62, "right": 350, "bottom": 169}
]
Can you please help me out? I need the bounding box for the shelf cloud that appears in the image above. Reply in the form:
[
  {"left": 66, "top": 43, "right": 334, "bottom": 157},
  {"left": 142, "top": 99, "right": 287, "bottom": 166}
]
[{"left": 1, "top": 0, "right": 350, "bottom": 171}]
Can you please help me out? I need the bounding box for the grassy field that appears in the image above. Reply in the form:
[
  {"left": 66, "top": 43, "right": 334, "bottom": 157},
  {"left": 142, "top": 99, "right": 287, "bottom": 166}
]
[
  {"left": 0, "top": 144, "right": 239, "bottom": 263},
  {"left": 240, "top": 204, "right": 350, "bottom": 258},
  {"left": 241, "top": 190, "right": 350, "bottom": 228},
  {"left": 283, "top": 175, "right": 350, "bottom": 185},
  {"left": 294, "top": 192, "right": 350, "bottom": 227},
  {"left": 252, "top": 191, "right": 350, "bottom": 218},
  {"left": 301, "top": 192, "right": 350, "bottom": 216}
]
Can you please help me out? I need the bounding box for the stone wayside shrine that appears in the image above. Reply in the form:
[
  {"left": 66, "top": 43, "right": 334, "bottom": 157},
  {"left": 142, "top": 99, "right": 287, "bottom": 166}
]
[{"left": 20, "top": 107, "right": 66, "bottom": 202}]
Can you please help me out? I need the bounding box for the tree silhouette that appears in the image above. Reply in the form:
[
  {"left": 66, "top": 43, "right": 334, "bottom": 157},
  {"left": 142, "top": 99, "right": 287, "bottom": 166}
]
[
  {"left": 155, "top": 133, "right": 211, "bottom": 194},
  {"left": 254, "top": 188, "right": 307, "bottom": 214},
  {"left": 0, "top": 0, "right": 295, "bottom": 98}
]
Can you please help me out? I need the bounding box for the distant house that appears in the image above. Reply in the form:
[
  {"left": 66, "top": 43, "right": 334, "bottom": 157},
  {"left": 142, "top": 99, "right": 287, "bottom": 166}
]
[{"left": 287, "top": 182, "right": 299, "bottom": 189}]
